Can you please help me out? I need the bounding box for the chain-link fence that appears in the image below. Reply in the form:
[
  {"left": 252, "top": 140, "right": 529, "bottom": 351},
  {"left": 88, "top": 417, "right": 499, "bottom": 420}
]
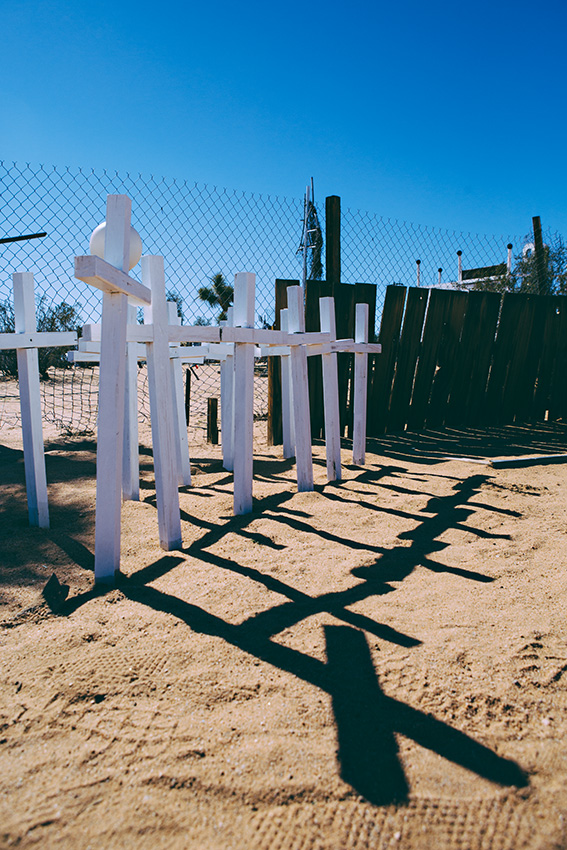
[{"left": 1, "top": 160, "right": 530, "bottom": 438}]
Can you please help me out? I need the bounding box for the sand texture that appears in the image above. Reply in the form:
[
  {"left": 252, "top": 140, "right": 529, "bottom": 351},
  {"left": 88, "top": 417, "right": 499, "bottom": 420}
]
[{"left": 2, "top": 421, "right": 567, "bottom": 849}]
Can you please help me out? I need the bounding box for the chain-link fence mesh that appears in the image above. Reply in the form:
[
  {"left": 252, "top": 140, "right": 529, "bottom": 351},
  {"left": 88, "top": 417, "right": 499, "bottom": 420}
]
[{"left": 1, "top": 160, "right": 533, "bottom": 439}]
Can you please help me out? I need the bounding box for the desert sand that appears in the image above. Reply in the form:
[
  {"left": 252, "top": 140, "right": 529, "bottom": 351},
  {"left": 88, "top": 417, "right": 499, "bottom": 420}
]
[{"left": 2, "top": 418, "right": 567, "bottom": 849}]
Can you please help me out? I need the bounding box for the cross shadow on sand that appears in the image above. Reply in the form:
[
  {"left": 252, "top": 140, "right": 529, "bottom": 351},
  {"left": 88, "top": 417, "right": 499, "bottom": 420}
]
[{"left": 58, "top": 462, "right": 528, "bottom": 804}]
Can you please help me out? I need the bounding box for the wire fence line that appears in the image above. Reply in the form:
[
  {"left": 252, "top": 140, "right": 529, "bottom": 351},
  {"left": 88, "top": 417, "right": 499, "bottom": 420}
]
[{"left": 0, "top": 159, "right": 525, "bottom": 437}]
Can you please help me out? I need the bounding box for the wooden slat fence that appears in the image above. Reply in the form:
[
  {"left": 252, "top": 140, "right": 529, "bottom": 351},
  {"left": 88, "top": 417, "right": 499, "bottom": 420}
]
[
  {"left": 367, "top": 286, "right": 567, "bottom": 435},
  {"left": 268, "top": 284, "right": 567, "bottom": 443}
]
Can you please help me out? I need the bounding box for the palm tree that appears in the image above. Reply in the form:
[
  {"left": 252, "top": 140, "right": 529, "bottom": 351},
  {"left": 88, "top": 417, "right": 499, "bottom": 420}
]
[{"left": 198, "top": 273, "right": 234, "bottom": 323}]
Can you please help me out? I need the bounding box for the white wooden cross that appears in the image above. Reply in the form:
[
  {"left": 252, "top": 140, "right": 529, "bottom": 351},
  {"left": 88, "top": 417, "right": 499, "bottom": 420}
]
[
  {"left": 221, "top": 280, "right": 334, "bottom": 508},
  {"left": 67, "top": 307, "right": 206, "bottom": 494},
  {"left": 75, "top": 195, "right": 157, "bottom": 583},
  {"left": 260, "top": 290, "right": 381, "bottom": 484},
  {"left": 0, "top": 272, "right": 77, "bottom": 527}
]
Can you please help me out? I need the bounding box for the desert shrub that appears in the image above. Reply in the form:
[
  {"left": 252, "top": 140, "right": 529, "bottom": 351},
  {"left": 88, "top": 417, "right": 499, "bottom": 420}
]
[{"left": 0, "top": 298, "right": 81, "bottom": 379}]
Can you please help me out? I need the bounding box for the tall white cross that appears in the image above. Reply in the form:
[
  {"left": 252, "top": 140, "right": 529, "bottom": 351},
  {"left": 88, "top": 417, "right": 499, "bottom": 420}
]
[
  {"left": 75, "top": 195, "right": 154, "bottom": 582},
  {"left": 0, "top": 273, "right": 77, "bottom": 527}
]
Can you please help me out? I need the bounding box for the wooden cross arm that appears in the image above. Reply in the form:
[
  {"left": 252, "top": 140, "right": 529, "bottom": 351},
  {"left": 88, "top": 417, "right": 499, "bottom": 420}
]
[
  {"left": 221, "top": 327, "right": 288, "bottom": 344},
  {"left": 169, "top": 353, "right": 206, "bottom": 364},
  {"left": 66, "top": 350, "right": 101, "bottom": 363},
  {"left": 127, "top": 325, "right": 222, "bottom": 344},
  {"left": 0, "top": 331, "right": 77, "bottom": 350},
  {"left": 169, "top": 326, "right": 221, "bottom": 345},
  {"left": 332, "top": 341, "right": 382, "bottom": 354},
  {"left": 75, "top": 255, "right": 152, "bottom": 305},
  {"left": 182, "top": 341, "right": 235, "bottom": 360},
  {"left": 259, "top": 340, "right": 382, "bottom": 357},
  {"left": 80, "top": 323, "right": 101, "bottom": 341},
  {"left": 221, "top": 327, "right": 333, "bottom": 345}
]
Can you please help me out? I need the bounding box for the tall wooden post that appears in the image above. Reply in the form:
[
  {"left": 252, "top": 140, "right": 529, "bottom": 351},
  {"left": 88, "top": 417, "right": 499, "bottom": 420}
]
[
  {"left": 532, "top": 216, "right": 548, "bottom": 295},
  {"left": 325, "top": 195, "right": 341, "bottom": 296}
]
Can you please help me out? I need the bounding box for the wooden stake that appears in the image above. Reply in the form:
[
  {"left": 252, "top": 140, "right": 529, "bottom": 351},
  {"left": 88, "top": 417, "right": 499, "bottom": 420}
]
[{"left": 207, "top": 397, "right": 219, "bottom": 444}]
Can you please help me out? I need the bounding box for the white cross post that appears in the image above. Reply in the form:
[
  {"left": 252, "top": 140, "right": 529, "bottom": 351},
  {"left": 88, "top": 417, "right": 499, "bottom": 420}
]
[
  {"left": 286, "top": 285, "right": 314, "bottom": 492},
  {"left": 0, "top": 273, "right": 77, "bottom": 527},
  {"left": 232, "top": 273, "right": 256, "bottom": 514},
  {"left": 319, "top": 296, "right": 342, "bottom": 482},
  {"left": 75, "top": 195, "right": 152, "bottom": 583},
  {"left": 279, "top": 308, "right": 295, "bottom": 460},
  {"left": 123, "top": 303, "right": 140, "bottom": 501},
  {"left": 141, "top": 256, "right": 183, "bottom": 550},
  {"left": 167, "top": 301, "right": 192, "bottom": 487},
  {"left": 220, "top": 306, "right": 235, "bottom": 472},
  {"left": 352, "top": 302, "right": 370, "bottom": 465}
]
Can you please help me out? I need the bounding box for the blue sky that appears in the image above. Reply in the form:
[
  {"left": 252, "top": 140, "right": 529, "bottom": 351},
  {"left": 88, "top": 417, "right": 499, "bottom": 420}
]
[{"left": 2, "top": 0, "right": 566, "bottom": 240}]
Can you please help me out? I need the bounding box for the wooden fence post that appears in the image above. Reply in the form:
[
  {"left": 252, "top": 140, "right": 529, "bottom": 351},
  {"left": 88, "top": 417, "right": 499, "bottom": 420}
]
[
  {"left": 325, "top": 196, "right": 341, "bottom": 297},
  {"left": 207, "top": 397, "right": 219, "bottom": 444},
  {"left": 532, "top": 216, "right": 549, "bottom": 295}
]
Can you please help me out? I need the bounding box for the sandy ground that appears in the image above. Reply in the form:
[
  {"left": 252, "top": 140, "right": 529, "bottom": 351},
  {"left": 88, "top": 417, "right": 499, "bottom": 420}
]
[{"left": 2, "top": 420, "right": 567, "bottom": 849}]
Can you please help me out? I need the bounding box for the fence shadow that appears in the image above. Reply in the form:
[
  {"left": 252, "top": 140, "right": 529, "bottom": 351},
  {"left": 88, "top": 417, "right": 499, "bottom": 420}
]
[{"left": 365, "top": 421, "right": 567, "bottom": 465}]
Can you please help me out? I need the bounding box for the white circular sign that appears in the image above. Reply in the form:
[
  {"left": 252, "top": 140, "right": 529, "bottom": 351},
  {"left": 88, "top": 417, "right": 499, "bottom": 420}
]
[{"left": 89, "top": 222, "right": 143, "bottom": 270}]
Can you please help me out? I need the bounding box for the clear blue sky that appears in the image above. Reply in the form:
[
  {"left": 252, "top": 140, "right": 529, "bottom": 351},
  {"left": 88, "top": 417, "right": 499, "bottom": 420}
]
[{"left": 2, "top": 0, "right": 566, "bottom": 240}]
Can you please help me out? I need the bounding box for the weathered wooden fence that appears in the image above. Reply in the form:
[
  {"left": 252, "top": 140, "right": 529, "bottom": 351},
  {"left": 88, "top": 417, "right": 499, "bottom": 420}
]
[
  {"left": 368, "top": 286, "right": 567, "bottom": 434},
  {"left": 268, "top": 284, "right": 567, "bottom": 442}
]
